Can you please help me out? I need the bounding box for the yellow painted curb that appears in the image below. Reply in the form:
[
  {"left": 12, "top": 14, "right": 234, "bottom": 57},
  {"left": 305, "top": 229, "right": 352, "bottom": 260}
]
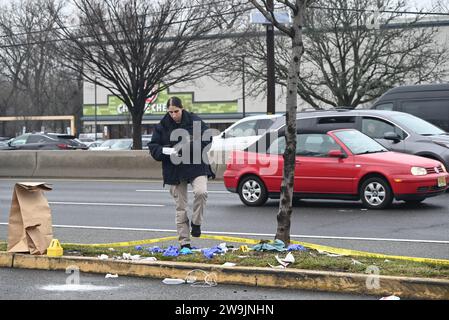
[
  {"left": 0, "top": 252, "right": 13, "bottom": 267},
  {"left": 7, "top": 253, "right": 449, "bottom": 300}
]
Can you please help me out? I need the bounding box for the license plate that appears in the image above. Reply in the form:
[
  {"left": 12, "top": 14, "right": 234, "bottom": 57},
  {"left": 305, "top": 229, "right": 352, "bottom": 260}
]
[{"left": 438, "top": 176, "right": 446, "bottom": 187}]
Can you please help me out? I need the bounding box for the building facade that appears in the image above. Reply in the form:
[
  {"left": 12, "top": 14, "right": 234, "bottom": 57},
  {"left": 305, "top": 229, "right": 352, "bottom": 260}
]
[{"left": 82, "top": 76, "right": 287, "bottom": 139}]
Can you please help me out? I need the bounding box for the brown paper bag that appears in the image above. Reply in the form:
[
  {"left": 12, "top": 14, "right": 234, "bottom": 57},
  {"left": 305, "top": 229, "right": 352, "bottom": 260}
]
[{"left": 7, "top": 182, "right": 53, "bottom": 255}]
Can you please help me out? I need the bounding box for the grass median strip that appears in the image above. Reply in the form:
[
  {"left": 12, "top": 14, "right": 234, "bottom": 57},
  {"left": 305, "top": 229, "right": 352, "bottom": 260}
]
[{"left": 1, "top": 241, "right": 449, "bottom": 280}]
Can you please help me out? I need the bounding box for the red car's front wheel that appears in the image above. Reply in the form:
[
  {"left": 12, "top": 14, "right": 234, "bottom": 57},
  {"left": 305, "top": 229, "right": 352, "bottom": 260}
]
[
  {"left": 238, "top": 176, "right": 268, "bottom": 206},
  {"left": 360, "top": 177, "right": 393, "bottom": 210}
]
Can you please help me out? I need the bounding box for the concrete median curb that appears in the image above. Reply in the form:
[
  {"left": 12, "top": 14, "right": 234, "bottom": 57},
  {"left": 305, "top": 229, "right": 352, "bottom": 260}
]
[
  {"left": 0, "top": 151, "right": 226, "bottom": 180},
  {"left": 1, "top": 251, "right": 448, "bottom": 299}
]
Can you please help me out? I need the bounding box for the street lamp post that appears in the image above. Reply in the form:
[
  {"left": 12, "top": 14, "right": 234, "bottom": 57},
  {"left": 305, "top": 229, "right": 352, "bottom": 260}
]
[
  {"left": 242, "top": 55, "right": 246, "bottom": 118},
  {"left": 94, "top": 78, "right": 97, "bottom": 141},
  {"left": 266, "top": 0, "right": 275, "bottom": 115}
]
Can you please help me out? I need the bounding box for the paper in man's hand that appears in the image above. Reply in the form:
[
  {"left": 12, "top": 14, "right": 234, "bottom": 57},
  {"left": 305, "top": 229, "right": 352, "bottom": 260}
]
[{"left": 162, "top": 147, "right": 176, "bottom": 155}]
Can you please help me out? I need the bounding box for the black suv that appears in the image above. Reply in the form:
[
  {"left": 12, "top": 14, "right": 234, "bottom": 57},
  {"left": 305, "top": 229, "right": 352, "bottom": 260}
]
[
  {"left": 370, "top": 84, "right": 449, "bottom": 132},
  {"left": 0, "top": 133, "right": 88, "bottom": 150},
  {"left": 270, "top": 109, "right": 449, "bottom": 170}
]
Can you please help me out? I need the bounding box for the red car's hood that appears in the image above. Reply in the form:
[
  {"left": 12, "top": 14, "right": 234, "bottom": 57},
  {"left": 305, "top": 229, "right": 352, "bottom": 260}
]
[{"left": 355, "top": 151, "right": 443, "bottom": 167}]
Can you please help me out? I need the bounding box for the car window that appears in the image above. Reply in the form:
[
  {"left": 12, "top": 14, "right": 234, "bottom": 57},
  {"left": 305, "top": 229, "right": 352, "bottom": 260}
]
[
  {"left": 315, "top": 116, "right": 357, "bottom": 131},
  {"left": 400, "top": 100, "right": 449, "bottom": 131},
  {"left": 267, "top": 136, "right": 286, "bottom": 155},
  {"left": 334, "top": 130, "right": 387, "bottom": 155},
  {"left": 27, "top": 135, "right": 53, "bottom": 143},
  {"left": 389, "top": 113, "right": 445, "bottom": 136},
  {"left": 374, "top": 103, "right": 394, "bottom": 110},
  {"left": 267, "top": 133, "right": 341, "bottom": 157},
  {"left": 297, "top": 134, "right": 341, "bottom": 157},
  {"left": 256, "top": 119, "right": 276, "bottom": 132},
  {"left": 100, "top": 140, "right": 117, "bottom": 147},
  {"left": 361, "top": 117, "right": 406, "bottom": 139},
  {"left": 110, "top": 140, "right": 132, "bottom": 149},
  {"left": 10, "top": 135, "right": 28, "bottom": 146},
  {"left": 227, "top": 120, "right": 258, "bottom": 138}
]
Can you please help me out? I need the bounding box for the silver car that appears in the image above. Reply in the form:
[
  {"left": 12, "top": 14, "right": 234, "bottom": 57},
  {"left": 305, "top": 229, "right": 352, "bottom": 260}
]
[{"left": 271, "top": 109, "right": 449, "bottom": 170}]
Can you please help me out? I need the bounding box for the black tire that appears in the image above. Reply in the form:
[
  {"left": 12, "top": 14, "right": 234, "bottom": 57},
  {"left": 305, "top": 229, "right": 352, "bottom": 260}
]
[
  {"left": 360, "top": 177, "right": 393, "bottom": 210},
  {"left": 238, "top": 175, "right": 268, "bottom": 206}
]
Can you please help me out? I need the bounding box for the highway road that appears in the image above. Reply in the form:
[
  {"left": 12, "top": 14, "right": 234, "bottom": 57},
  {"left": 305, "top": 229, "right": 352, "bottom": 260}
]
[
  {"left": 0, "top": 178, "right": 448, "bottom": 301},
  {"left": 1, "top": 178, "right": 448, "bottom": 260}
]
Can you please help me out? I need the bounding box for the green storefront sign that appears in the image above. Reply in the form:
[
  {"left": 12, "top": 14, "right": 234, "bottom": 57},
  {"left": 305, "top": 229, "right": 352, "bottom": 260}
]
[{"left": 84, "top": 88, "right": 238, "bottom": 116}]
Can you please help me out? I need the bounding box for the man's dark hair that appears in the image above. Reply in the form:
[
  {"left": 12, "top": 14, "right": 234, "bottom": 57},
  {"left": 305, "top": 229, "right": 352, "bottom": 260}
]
[{"left": 166, "top": 96, "right": 184, "bottom": 109}]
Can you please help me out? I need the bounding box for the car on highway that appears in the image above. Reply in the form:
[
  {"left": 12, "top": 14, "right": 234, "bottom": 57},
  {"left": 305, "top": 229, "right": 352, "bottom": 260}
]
[
  {"left": 0, "top": 133, "right": 88, "bottom": 150},
  {"left": 208, "top": 114, "right": 282, "bottom": 164},
  {"left": 369, "top": 83, "right": 449, "bottom": 132},
  {"left": 223, "top": 128, "right": 449, "bottom": 209},
  {"left": 269, "top": 109, "right": 449, "bottom": 172},
  {"left": 90, "top": 138, "right": 151, "bottom": 150}
]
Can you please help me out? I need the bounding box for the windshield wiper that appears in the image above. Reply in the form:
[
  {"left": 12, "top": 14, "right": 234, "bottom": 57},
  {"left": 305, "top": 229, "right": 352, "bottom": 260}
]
[{"left": 357, "top": 150, "right": 387, "bottom": 155}]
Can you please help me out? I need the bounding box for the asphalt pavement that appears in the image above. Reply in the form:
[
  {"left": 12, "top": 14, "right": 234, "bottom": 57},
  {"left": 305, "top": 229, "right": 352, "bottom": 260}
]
[
  {"left": 1, "top": 178, "right": 448, "bottom": 260},
  {"left": 0, "top": 267, "right": 375, "bottom": 300}
]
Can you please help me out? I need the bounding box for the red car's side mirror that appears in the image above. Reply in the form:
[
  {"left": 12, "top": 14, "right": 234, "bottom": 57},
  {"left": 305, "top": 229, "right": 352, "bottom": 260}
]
[{"left": 328, "top": 150, "right": 346, "bottom": 158}]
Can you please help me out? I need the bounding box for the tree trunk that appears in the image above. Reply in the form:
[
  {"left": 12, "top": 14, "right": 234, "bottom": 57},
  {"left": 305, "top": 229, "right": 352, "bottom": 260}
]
[
  {"left": 275, "top": 1, "right": 305, "bottom": 246},
  {"left": 131, "top": 110, "right": 143, "bottom": 150}
]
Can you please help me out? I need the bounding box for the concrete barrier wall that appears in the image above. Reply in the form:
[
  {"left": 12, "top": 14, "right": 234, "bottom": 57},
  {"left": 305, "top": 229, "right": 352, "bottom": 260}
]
[
  {"left": 0, "top": 151, "right": 37, "bottom": 177},
  {"left": 0, "top": 150, "right": 226, "bottom": 180}
]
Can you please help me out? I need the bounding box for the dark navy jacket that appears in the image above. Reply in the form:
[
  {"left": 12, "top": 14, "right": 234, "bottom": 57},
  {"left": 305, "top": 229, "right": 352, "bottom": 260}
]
[{"left": 148, "top": 110, "right": 215, "bottom": 185}]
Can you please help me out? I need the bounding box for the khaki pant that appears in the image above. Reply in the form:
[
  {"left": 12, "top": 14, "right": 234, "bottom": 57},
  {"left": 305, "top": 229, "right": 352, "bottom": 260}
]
[{"left": 169, "top": 176, "right": 208, "bottom": 246}]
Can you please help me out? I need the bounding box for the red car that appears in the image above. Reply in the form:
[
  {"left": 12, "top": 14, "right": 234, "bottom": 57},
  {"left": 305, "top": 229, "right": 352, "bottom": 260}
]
[{"left": 223, "top": 129, "right": 449, "bottom": 209}]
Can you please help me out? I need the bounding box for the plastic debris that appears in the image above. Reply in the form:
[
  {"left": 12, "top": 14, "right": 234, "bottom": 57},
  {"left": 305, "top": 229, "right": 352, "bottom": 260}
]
[
  {"left": 239, "top": 245, "right": 249, "bottom": 252},
  {"left": 163, "top": 246, "right": 179, "bottom": 257},
  {"left": 179, "top": 247, "right": 193, "bottom": 255},
  {"left": 218, "top": 243, "right": 228, "bottom": 254},
  {"left": 252, "top": 239, "right": 287, "bottom": 252},
  {"left": 222, "top": 262, "right": 236, "bottom": 267},
  {"left": 287, "top": 244, "right": 306, "bottom": 252},
  {"left": 351, "top": 259, "right": 363, "bottom": 266},
  {"left": 162, "top": 278, "right": 186, "bottom": 285},
  {"left": 98, "top": 254, "right": 109, "bottom": 260},
  {"left": 274, "top": 252, "right": 295, "bottom": 268},
  {"left": 140, "top": 257, "right": 157, "bottom": 262},
  {"left": 122, "top": 253, "right": 141, "bottom": 260},
  {"left": 105, "top": 274, "right": 118, "bottom": 278},
  {"left": 186, "top": 269, "right": 218, "bottom": 287},
  {"left": 202, "top": 247, "right": 223, "bottom": 259},
  {"left": 148, "top": 246, "right": 164, "bottom": 254},
  {"left": 135, "top": 245, "right": 143, "bottom": 251},
  {"left": 108, "top": 248, "right": 115, "bottom": 252},
  {"left": 317, "top": 250, "right": 345, "bottom": 257},
  {"left": 380, "top": 295, "right": 400, "bottom": 300}
]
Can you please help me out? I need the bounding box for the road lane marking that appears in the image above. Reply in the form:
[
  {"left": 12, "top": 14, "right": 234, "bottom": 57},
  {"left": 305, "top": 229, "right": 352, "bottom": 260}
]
[
  {"left": 136, "top": 189, "right": 229, "bottom": 194},
  {"left": 1, "top": 223, "right": 448, "bottom": 245},
  {"left": 48, "top": 202, "right": 164, "bottom": 207}
]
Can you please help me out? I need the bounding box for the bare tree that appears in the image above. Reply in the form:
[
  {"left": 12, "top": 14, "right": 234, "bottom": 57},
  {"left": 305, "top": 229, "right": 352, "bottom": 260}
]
[
  {"left": 249, "top": 0, "right": 311, "bottom": 245},
  {"left": 223, "top": 0, "right": 448, "bottom": 109},
  {"left": 51, "top": 0, "right": 245, "bottom": 149},
  {"left": 0, "top": 0, "right": 83, "bottom": 135}
]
